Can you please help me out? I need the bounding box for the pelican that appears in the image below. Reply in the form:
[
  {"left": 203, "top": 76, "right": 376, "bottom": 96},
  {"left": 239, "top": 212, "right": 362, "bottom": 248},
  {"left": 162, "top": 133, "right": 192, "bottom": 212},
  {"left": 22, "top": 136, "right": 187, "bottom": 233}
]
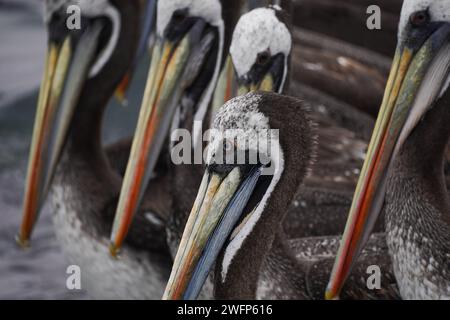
[
  {"left": 162, "top": 92, "right": 399, "bottom": 300},
  {"left": 327, "top": 0, "right": 450, "bottom": 300},
  {"left": 16, "top": 0, "right": 175, "bottom": 299}
]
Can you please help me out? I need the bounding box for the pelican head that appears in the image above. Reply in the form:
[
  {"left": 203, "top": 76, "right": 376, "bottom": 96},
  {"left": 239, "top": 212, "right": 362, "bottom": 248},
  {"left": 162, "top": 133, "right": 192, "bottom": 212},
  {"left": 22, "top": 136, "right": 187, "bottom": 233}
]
[
  {"left": 213, "top": 6, "right": 292, "bottom": 113},
  {"left": 109, "top": 0, "right": 232, "bottom": 256},
  {"left": 162, "top": 92, "right": 313, "bottom": 299},
  {"left": 17, "top": 0, "right": 144, "bottom": 246},
  {"left": 326, "top": 0, "right": 450, "bottom": 299}
]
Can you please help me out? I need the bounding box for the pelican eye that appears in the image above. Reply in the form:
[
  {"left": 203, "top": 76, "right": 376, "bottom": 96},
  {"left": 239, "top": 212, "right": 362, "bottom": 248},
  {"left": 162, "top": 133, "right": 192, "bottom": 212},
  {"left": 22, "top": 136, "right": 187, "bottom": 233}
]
[
  {"left": 410, "top": 10, "right": 430, "bottom": 28},
  {"left": 224, "top": 139, "right": 234, "bottom": 152},
  {"left": 256, "top": 50, "right": 271, "bottom": 66},
  {"left": 172, "top": 9, "right": 187, "bottom": 25}
]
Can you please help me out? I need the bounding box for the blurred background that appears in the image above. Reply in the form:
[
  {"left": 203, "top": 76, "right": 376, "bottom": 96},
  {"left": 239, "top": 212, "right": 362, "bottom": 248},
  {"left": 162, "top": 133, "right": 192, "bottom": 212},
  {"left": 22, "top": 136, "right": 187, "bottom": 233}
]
[{"left": 0, "top": 0, "right": 402, "bottom": 299}]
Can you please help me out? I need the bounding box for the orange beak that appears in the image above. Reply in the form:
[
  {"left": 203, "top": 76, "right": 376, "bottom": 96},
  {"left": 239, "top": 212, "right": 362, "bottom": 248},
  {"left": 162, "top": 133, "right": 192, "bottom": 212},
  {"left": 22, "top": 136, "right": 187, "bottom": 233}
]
[
  {"left": 109, "top": 36, "right": 193, "bottom": 256},
  {"left": 17, "top": 24, "right": 104, "bottom": 246}
]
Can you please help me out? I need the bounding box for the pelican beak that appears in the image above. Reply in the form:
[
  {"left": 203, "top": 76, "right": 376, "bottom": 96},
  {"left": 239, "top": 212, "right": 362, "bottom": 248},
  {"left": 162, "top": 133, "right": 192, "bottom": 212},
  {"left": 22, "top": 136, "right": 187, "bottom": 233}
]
[
  {"left": 115, "top": 72, "right": 132, "bottom": 106},
  {"left": 114, "top": 0, "right": 157, "bottom": 106},
  {"left": 211, "top": 56, "right": 238, "bottom": 117},
  {"left": 238, "top": 74, "right": 274, "bottom": 95},
  {"left": 326, "top": 23, "right": 450, "bottom": 299},
  {"left": 163, "top": 165, "right": 263, "bottom": 300},
  {"left": 110, "top": 19, "right": 219, "bottom": 256},
  {"left": 17, "top": 22, "right": 105, "bottom": 247},
  {"left": 210, "top": 53, "right": 286, "bottom": 121}
]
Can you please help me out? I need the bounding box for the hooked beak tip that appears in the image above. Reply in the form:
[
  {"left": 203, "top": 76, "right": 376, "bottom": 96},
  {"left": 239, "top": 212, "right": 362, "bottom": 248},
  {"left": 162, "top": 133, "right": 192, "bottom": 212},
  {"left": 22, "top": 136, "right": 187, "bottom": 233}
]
[
  {"left": 114, "top": 90, "right": 129, "bottom": 107},
  {"left": 15, "top": 234, "right": 31, "bottom": 249},
  {"left": 109, "top": 243, "right": 121, "bottom": 259},
  {"left": 325, "top": 289, "right": 337, "bottom": 300}
]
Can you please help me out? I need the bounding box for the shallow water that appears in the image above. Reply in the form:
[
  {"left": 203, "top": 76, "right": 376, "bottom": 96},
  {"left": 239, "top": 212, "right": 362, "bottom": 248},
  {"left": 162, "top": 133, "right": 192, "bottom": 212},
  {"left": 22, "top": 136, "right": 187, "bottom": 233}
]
[{"left": 0, "top": 2, "right": 148, "bottom": 299}]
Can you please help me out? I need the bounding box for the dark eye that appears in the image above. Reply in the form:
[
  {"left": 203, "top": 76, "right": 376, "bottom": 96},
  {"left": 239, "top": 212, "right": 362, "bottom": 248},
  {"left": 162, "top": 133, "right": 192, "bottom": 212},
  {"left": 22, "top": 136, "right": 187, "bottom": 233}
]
[
  {"left": 224, "top": 139, "right": 234, "bottom": 152},
  {"left": 410, "top": 10, "right": 430, "bottom": 27},
  {"left": 172, "top": 10, "right": 186, "bottom": 24},
  {"left": 256, "top": 50, "right": 271, "bottom": 66}
]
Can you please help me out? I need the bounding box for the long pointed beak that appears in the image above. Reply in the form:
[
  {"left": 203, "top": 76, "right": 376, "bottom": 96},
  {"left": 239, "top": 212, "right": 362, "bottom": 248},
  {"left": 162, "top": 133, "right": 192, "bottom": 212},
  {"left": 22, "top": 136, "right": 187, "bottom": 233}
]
[
  {"left": 163, "top": 166, "right": 262, "bottom": 300},
  {"left": 114, "top": 72, "right": 132, "bottom": 106},
  {"left": 210, "top": 56, "right": 237, "bottom": 119},
  {"left": 110, "top": 21, "right": 217, "bottom": 256},
  {"left": 326, "top": 24, "right": 450, "bottom": 299},
  {"left": 114, "top": 0, "right": 157, "bottom": 105},
  {"left": 17, "top": 24, "right": 104, "bottom": 246}
]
